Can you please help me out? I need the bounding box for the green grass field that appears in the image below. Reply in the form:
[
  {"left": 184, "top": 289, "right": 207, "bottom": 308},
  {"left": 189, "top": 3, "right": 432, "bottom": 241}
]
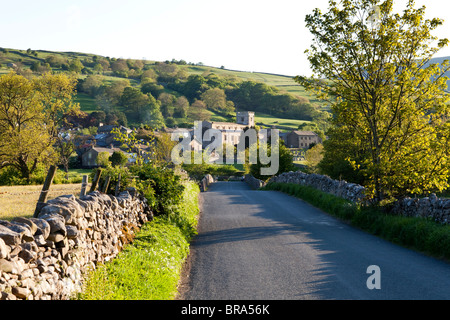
[
  {"left": 183, "top": 64, "right": 321, "bottom": 104},
  {"left": 74, "top": 93, "right": 98, "bottom": 113},
  {"left": 255, "top": 113, "right": 311, "bottom": 131}
]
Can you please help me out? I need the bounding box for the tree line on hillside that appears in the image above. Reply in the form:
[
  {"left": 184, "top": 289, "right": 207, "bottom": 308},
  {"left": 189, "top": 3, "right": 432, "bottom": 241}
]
[
  {"left": 0, "top": 48, "right": 329, "bottom": 130},
  {"left": 75, "top": 62, "right": 329, "bottom": 130}
]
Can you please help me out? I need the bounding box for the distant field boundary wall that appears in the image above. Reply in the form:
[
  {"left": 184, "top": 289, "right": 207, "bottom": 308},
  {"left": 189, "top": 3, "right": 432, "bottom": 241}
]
[{"left": 0, "top": 189, "right": 152, "bottom": 300}]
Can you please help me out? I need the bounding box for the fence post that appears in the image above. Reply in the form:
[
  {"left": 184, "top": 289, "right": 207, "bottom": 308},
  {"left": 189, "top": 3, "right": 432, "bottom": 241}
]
[
  {"left": 115, "top": 173, "right": 121, "bottom": 196},
  {"left": 33, "top": 165, "right": 57, "bottom": 218},
  {"left": 80, "top": 175, "right": 89, "bottom": 197},
  {"left": 101, "top": 176, "right": 111, "bottom": 193},
  {"left": 89, "top": 168, "right": 102, "bottom": 193}
]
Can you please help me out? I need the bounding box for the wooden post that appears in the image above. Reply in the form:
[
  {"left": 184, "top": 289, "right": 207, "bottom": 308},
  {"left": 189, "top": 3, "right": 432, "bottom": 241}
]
[
  {"left": 115, "top": 173, "right": 121, "bottom": 196},
  {"left": 101, "top": 176, "right": 111, "bottom": 193},
  {"left": 89, "top": 168, "right": 102, "bottom": 193},
  {"left": 33, "top": 165, "right": 57, "bottom": 218},
  {"left": 80, "top": 175, "right": 88, "bottom": 197}
]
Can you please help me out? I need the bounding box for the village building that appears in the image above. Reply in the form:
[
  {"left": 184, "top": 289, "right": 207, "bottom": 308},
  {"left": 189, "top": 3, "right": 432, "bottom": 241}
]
[
  {"left": 80, "top": 123, "right": 134, "bottom": 167},
  {"left": 284, "top": 130, "right": 322, "bottom": 149},
  {"left": 94, "top": 123, "right": 133, "bottom": 148},
  {"left": 81, "top": 146, "right": 122, "bottom": 167},
  {"left": 199, "top": 111, "right": 255, "bottom": 148}
]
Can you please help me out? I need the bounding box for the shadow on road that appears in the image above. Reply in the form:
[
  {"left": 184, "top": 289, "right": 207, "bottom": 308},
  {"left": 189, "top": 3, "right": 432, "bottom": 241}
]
[
  {"left": 189, "top": 181, "right": 450, "bottom": 300},
  {"left": 190, "top": 182, "right": 361, "bottom": 299}
]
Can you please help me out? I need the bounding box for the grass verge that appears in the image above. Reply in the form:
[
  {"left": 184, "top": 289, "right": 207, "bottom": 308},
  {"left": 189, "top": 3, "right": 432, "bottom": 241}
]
[
  {"left": 261, "top": 182, "right": 450, "bottom": 261},
  {"left": 78, "top": 180, "right": 200, "bottom": 300}
]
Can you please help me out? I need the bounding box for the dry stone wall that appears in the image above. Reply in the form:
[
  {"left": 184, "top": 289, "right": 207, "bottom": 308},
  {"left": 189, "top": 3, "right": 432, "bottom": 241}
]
[
  {"left": 0, "top": 189, "right": 153, "bottom": 300},
  {"left": 268, "top": 171, "right": 366, "bottom": 203},
  {"left": 390, "top": 194, "right": 450, "bottom": 224},
  {"left": 200, "top": 174, "right": 215, "bottom": 192},
  {"left": 244, "top": 174, "right": 267, "bottom": 190},
  {"left": 266, "top": 171, "right": 450, "bottom": 225}
]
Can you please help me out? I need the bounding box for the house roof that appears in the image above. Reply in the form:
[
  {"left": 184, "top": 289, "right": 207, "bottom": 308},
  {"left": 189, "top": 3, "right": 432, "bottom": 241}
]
[
  {"left": 94, "top": 133, "right": 109, "bottom": 140},
  {"left": 97, "top": 124, "right": 132, "bottom": 134},
  {"left": 89, "top": 147, "right": 122, "bottom": 154},
  {"left": 207, "top": 122, "right": 248, "bottom": 131},
  {"left": 209, "top": 121, "right": 246, "bottom": 126},
  {"left": 291, "top": 130, "right": 318, "bottom": 136}
]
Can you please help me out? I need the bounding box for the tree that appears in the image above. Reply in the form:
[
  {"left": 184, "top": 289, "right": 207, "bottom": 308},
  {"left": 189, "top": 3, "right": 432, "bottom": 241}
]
[
  {"left": 0, "top": 72, "right": 56, "bottom": 180},
  {"left": 154, "top": 132, "right": 178, "bottom": 163},
  {"left": 68, "top": 59, "right": 84, "bottom": 73},
  {"left": 0, "top": 72, "right": 80, "bottom": 181},
  {"left": 120, "top": 86, "right": 150, "bottom": 120},
  {"left": 93, "top": 63, "right": 103, "bottom": 74},
  {"left": 111, "top": 59, "right": 129, "bottom": 74},
  {"left": 143, "top": 100, "right": 165, "bottom": 129},
  {"left": 296, "top": 0, "right": 450, "bottom": 201},
  {"left": 55, "top": 134, "right": 75, "bottom": 179},
  {"left": 250, "top": 141, "right": 295, "bottom": 181},
  {"left": 80, "top": 75, "right": 103, "bottom": 96},
  {"left": 305, "top": 143, "right": 324, "bottom": 173},
  {"left": 173, "top": 96, "right": 189, "bottom": 118},
  {"left": 158, "top": 92, "right": 176, "bottom": 117},
  {"left": 96, "top": 79, "right": 130, "bottom": 114},
  {"left": 154, "top": 62, "right": 180, "bottom": 83},
  {"left": 183, "top": 74, "right": 208, "bottom": 102},
  {"left": 141, "top": 82, "right": 164, "bottom": 98},
  {"left": 97, "top": 151, "right": 111, "bottom": 167},
  {"left": 45, "top": 55, "right": 68, "bottom": 68},
  {"left": 109, "top": 151, "right": 128, "bottom": 167},
  {"left": 201, "top": 87, "right": 234, "bottom": 114},
  {"left": 30, "top": 61, "right": 41, "bottom": 72},
  {"left": 141, "top": 69, "right": 158, "bottom": 84},
  {"left": 188, "top": 100, "right": 210, "bottom": 121},
  {"left": 37, "top": 72, "right": 80, "bottom": 180},
  {"left": 34, "top": 73, "right": 80, "bottom": 137}
]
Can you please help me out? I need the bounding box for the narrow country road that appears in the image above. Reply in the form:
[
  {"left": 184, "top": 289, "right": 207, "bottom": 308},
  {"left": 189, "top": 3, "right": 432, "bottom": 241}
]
[{"left": 184, "top": 181, "right": 450, "bottom": 300}]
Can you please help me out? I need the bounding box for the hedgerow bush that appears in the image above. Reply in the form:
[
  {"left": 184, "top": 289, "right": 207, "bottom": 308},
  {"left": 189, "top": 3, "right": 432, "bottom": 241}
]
[{"left": 130, "top": 163, "right": 185, "bottom": 216}]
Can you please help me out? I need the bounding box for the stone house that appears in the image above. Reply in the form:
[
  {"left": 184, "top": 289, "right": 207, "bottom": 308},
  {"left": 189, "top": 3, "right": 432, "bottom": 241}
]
[
  {"left": 284, "top": 130, "right": 321, "bottom": 149},
  {"left": 81, "top": 146, "right": 122, "bottom": 168}
]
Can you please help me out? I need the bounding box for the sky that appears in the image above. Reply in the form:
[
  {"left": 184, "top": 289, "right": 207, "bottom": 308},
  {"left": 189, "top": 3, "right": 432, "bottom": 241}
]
[{"left": 2, "top": 0, "right": 450, "bottom": 77}]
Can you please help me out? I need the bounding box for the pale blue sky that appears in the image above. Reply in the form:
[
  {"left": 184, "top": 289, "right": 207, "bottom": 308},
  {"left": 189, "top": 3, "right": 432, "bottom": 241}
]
[{"left": 2, "top": 0, "right": 450, "bottom": 76}]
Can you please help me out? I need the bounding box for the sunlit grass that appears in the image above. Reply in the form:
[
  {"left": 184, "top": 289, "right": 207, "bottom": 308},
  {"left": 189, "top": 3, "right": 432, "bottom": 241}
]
[
  {"left": 79, "top": 181, "right": 200, "bottom": 300},
  {"left": 0, "top": 183, "right": 83, "bottom": 220}
]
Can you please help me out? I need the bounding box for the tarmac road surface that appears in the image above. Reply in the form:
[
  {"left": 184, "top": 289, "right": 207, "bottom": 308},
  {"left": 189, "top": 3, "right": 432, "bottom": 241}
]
[{"left": 184, "top": 181, "right": 450, "bottom": 300}]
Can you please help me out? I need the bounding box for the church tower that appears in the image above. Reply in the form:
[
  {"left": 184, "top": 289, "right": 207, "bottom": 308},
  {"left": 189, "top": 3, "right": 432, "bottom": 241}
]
[{"left": 236, "top": 111, "right": 255, "bottom": 127}]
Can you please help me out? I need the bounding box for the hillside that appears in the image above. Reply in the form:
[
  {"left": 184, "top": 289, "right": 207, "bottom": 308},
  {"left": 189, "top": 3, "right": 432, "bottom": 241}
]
[
  {"left": 1, "top": 47, "right": 448, "bottom": 133},
  {"left": 0, "top": 48, "right": 311, "bottom": 100},
  {"left": 0, "top": 47, "right": 325, "bottom": 132}
]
